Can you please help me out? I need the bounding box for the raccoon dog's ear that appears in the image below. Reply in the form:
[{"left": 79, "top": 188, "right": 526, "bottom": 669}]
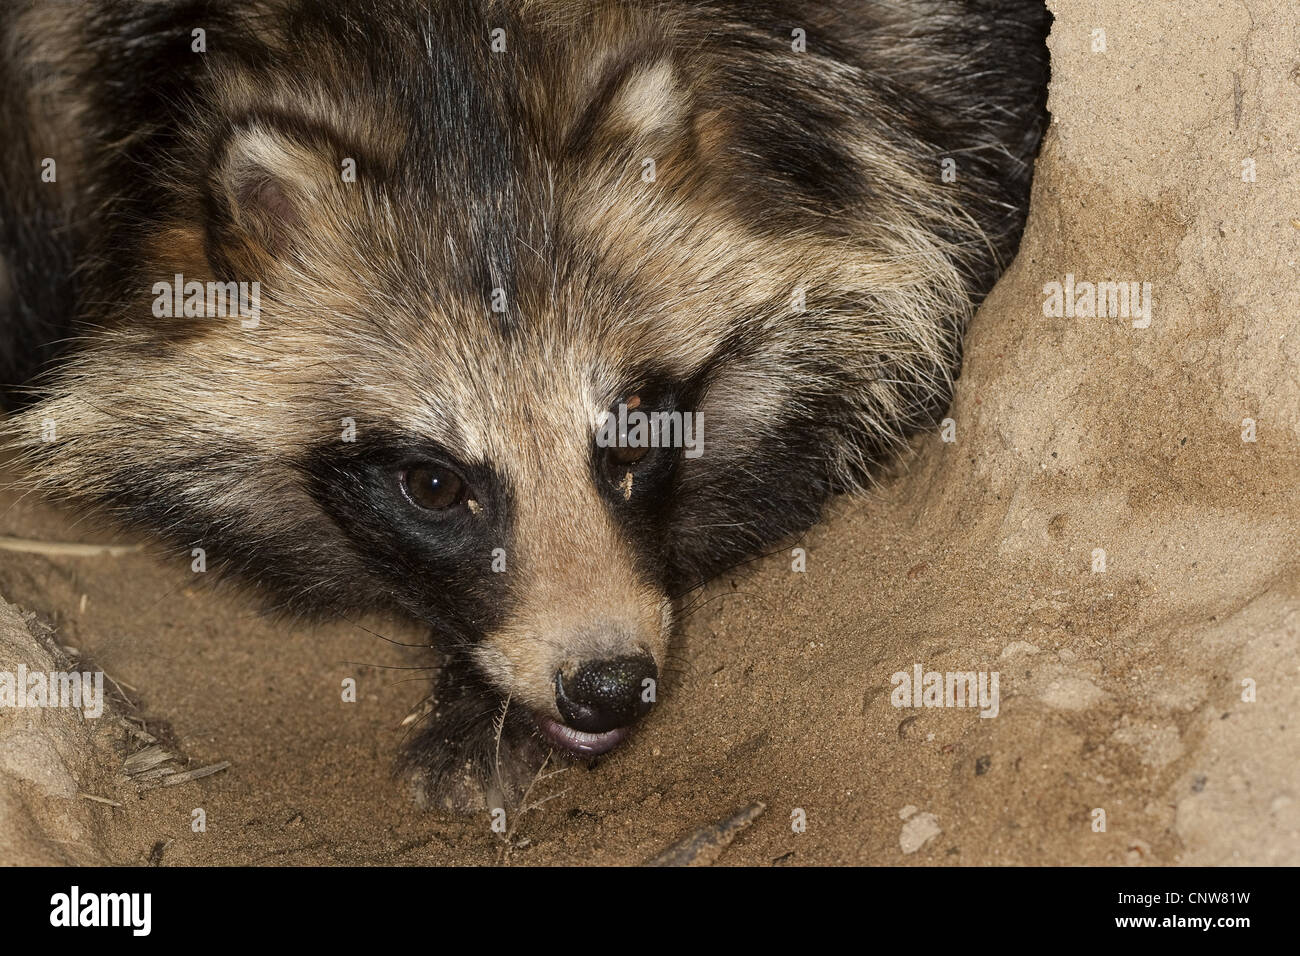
[
  {"left": 203, "top": 121, "right": 340, "bottom": 274},
  {"left": 602, "top": 56, "right": 689, "bottom": 141},
  {"left": 566, "top": 52, "right": 693, "bottom": 155}
]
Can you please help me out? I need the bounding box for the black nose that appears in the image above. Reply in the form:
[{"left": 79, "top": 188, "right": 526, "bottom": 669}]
[{"left": 555, "top": 654, "right": 657, "bottom": 733}]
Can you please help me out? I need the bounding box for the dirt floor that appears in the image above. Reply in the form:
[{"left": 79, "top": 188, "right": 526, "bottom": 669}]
[{"left": 3, "top": 0, "right": 1300, "bottom": 866}]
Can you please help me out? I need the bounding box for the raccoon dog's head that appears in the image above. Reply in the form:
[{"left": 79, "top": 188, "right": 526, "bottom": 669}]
[{"left": 12, "top": 3, "right": 1037, "bottom": 757}]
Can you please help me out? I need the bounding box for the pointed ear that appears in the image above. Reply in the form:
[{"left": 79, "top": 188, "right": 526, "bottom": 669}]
[
  {"left": 566, "top": 53, "right": 693, "bottom": 155},
  {"left": 604, "top": 56, "right": 689, "bottom": 141},
  {"left": 204, "top": 123, "right": 337, "bottom": 273}
]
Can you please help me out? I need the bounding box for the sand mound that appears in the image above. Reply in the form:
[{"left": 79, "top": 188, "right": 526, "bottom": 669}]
[
  {"left": 0, "top": 601, "right": 118, "bottom": 865},
  {"left": 3, "top": 0, "right": 1298, "bottom": 865}
]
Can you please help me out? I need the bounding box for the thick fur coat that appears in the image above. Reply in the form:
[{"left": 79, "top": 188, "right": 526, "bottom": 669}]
[{"left": 0, "top": 0, "right": 1049, "bottom": 807}]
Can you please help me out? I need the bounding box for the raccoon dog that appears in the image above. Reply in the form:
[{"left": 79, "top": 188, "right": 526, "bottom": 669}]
[{"left": 0, "top": 0, "right": 1049, "bottom": 808}]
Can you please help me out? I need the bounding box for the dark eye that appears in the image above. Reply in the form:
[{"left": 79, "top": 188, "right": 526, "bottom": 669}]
[
  {"left": 400, "top": 464, "right": 466, "bottom": 511},
  {"left": 608, "top": 443, "right": 649, "bottom": 467},
  {"left": 604, "top": 392, "right": 651, "bottom": 468}
]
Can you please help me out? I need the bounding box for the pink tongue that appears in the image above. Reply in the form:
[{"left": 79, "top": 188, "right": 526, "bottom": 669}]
[{"left": 536, "top": 715, "right": 628, "bottom": 756}]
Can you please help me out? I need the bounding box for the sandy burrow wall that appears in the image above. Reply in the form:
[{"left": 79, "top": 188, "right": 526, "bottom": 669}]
[
  {"left": 894, "top": 0, "right": 1300, "bottom": 862},
  {"left": 0, "top": 598, "right": 118, "bottom": 865}
]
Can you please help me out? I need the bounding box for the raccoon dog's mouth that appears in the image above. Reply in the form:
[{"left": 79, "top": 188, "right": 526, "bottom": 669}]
[{"left": 534, "top": 714, "right": 629, "bottom": 756}]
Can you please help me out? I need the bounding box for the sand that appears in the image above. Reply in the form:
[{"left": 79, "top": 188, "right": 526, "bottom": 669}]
[{"left": 2, "top": 0, "right": 1299, "bottom": 865}]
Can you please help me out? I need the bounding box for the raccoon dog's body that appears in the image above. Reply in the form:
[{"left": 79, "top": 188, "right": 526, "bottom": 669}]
[{"left": 0, "top": 0, "right": 1048, "bottom": 807}]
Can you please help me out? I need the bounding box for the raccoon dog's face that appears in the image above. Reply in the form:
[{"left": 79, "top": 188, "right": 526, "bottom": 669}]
[{"left": 14, "top": 2, "right": 1025, "bottom": 777}]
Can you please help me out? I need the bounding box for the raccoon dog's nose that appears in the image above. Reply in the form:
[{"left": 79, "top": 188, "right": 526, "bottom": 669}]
[{"left": 554, "top": 654, "right": 657, "bottom": 733}]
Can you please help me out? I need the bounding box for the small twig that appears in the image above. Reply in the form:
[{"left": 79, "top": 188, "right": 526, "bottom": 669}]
[
  {"left": 496, "top": 754, "right": 567, "bottom": 863},
  {"left": 518, "top": 786, "right": 571, "bottom": 816},
  {"left": 491, "top": 694, "right": 511, "bottom": 803},
  {"left": 646, "top": 802, "right": 767, "bottom": 867},
  {"left": 103, "top": 671, "right": 138, "bottom": 698},
  {"left": 122, "top": 744, "right": 177, "bottom": 777},
  {"left": 159, "top": 761, "right": 230, "bottom": 787},
  {"left": 78, "top": 792, "right": 122, "bottom": 808},
  {"left": 510, "top": 752, "right": 553, "bottom": 824},
  {"left": 0, "top": 535, "right": 142, "bottom": 558}
]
